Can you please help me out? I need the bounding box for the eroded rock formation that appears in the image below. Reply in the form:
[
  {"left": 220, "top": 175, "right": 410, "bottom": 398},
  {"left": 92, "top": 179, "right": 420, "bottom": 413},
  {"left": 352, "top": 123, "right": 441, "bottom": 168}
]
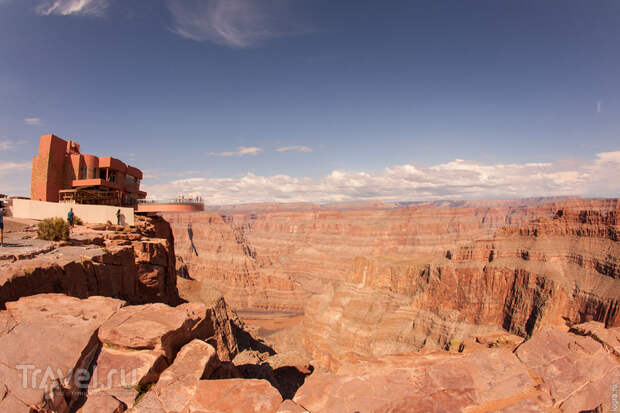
[
  {"left": 0, "top": 216, "right": 310, "bottom": 413},
  {"left": 1, "top": 198, "right": 618, "bottom": 412},
  {"left": 0, "top": 217, "right": 181, "bottom": 308},
  {"left": 294, "top": 323, "right": 619, "bottom": 412},
  {"left": 302, "top": 200, "right": 620, "bottom": 369},
  {"left": 168, "top": 198, "right": 617, "bottom": 313},
  {"left": 163, "top": 213, "right": 309, "bottom": 312}
]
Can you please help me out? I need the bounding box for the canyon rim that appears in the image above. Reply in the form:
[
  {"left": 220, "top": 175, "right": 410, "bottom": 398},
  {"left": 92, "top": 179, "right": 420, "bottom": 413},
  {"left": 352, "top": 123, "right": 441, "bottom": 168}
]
[{"left": 2, "top": 0, "right": 620, "bottom": 411}]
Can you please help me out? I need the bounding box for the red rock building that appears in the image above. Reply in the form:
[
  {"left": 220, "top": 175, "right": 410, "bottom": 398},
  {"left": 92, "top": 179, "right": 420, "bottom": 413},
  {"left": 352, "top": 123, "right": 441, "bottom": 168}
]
[{"left": 31, "top": 134, "right": 146, "bottom": 206}]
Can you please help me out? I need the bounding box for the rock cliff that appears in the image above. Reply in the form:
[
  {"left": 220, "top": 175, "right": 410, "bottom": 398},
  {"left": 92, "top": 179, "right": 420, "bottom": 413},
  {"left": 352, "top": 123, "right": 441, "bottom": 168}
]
[
  {"left": 0, "top": 216, "right": 181, "bottom": 308},
  {"left": 167, "top": 198, "right": 617, "bottom": 313},
  {"left": 301, "top": 199, "right": 620, "bottom": 369},
  {"left": 162, "top": 213, "right": 309, "bottom": 312},
  {"left": 0, "top": 216, "right": 311, "bottom": 413}
]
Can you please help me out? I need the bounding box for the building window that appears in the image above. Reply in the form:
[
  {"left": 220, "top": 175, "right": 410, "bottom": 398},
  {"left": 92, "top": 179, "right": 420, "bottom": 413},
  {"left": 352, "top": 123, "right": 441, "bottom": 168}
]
[{"left": 80, "top": 165, "right": 87, "bottom": 179}]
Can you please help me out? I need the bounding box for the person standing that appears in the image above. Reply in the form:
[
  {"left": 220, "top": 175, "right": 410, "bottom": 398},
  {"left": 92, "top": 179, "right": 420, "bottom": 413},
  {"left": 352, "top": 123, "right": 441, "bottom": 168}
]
[
  {"left": 67, "top": 208, "right": 75, "bottom": 227},
  {"left": 0, "top": 202, "right": 4, "bottom": 247},
  {"left": 116, "top": 209, "right": 121, "bottom": 226}
]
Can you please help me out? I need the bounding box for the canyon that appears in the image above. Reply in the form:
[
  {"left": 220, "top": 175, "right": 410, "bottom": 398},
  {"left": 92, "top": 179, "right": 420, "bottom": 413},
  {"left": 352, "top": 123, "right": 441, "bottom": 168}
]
[
  {"left": 164, "top": 196, "right": 619, "bottom": 411},
  {"left": 0, "top": 217, "right": 310, "bottom": 412},
  {"left": 0, "top": 196, "right": 618, "bottom": 411}
]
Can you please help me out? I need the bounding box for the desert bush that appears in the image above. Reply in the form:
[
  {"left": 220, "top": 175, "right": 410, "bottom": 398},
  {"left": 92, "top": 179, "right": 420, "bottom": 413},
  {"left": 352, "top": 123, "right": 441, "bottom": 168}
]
[
  {"left": 37, "top": 218, "right": 70, "bottom": 241},
  {"left": 74, "top": 216, "right": 84, "bottom": 225},
  {"left": 448, "top": 338, "right": 464, "bottom": 352},
  {"left": 123, "top": 225, "right": 131, "bottom": 233}
]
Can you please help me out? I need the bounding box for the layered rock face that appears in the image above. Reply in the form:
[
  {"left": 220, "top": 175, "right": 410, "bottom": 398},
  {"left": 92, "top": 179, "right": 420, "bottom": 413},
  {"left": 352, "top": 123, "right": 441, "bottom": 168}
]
[
  {"left": 302, "top": 200, "right": 620, "bottom": 369},
  {"left": 168, "top": 198, "right": 616, "bottom": 313},
  {"left": 162, "top": 213, "right": 309, "bottom": 312},
  {"left": 0, "top": 197, "right": 618, "bottom": 412},
  {"left": 165, "top": 198, "right": 619, "bottom": 380},
  {"left": 0, "top": 216, "right": 180, "bottom": 308},
  {"left": 0, "top": 217, "right": 312, "bottom": 413}
]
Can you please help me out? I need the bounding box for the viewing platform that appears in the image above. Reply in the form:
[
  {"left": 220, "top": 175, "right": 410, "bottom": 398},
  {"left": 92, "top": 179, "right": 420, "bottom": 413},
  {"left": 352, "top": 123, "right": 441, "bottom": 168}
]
[{"left": 135, "top": 198, "right": 205, "bottom": 214}]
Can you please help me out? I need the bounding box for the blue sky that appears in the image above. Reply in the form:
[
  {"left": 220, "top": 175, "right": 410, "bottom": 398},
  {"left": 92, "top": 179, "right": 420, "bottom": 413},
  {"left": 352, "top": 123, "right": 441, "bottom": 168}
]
[{"left": 1, "top": 0, "right": 619, "bottom": 203}]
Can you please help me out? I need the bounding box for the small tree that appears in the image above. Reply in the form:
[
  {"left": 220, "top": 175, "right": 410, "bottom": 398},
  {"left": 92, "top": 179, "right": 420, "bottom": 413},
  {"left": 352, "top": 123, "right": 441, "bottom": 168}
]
[{"left": 37, "top": 218, "right": 70, "bottom": 241}]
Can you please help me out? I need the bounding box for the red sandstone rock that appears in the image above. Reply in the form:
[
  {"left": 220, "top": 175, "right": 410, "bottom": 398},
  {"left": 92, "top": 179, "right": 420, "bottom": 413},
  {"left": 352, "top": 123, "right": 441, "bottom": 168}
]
[
  {"left": 163, "top": 212, "right": 309, "bottom": 312},
  {"left": 166, "top": 199, "right": 618, "bottom": 322},
  {"left": 98, "top": 303, "right": 208, "bottom": 360},
  {"left": 89, "top": 347, "right": 168, "bottom": 392},
  {"left": 276, "top": 399, "right": 308, "bottom": 412},
  {"left": 0, "top": 294, "right": 125, "bottom": 412},
  {"left": 0, "top": 217, "right": 181, "bottom": 308},
  {"left": 79, "top": 393, "right": 126, "bottom": 413},
  {"left": 157, "top": 339, "right": 220, "bottom": 384},
  {"left": 570, "top": 321, "right": 620, "bottom": 356},
  {"left": 130, "top": 340, "right": 220, "bottom": 412},
  {"left": 187, "top": 379, "right": 282, "bottom": 413},
  {"left": 1, "top": 201, "right": 618, "bottom": 412},
  {"left": 300, "top": 200, "right": 620, "bottom": 369},
  {"left": 515, "top": 324, "right": 619, "bottom": 411},
  {"left": 294, "top": 348, "right": 553, "bottom": 412}
]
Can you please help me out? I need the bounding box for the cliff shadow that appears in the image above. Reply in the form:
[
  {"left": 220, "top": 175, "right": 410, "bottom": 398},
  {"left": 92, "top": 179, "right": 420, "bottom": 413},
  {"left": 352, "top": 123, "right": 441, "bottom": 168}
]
[
  {"left": 235, "top": 362, "right": 314, "bottom": 400},
  {"left": 231, "top": 321, "right": 276, "bottom": 355},
  {"left": 187, "top": 223, "right": 198, "bottom": 256}
]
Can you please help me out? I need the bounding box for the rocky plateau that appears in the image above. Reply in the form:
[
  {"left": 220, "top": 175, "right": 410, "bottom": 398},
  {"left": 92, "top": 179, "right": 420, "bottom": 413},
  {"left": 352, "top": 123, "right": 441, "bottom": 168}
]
[{"left": 0, "top": 196, "right": 618, "bottom": 412}]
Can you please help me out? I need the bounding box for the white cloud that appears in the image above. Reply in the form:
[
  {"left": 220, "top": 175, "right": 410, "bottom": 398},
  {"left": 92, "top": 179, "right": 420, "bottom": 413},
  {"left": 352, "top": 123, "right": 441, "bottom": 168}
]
[
  {"left": 0, "top": 162, "right": 31, "bottom": 197},
  {"left": 142, "top": 150, "right": 620, "bottom": 204},
  {"left": 166, "top": 0, "right": 308, "bottom": 47},
  {"left": 0, "top": 161, "right": 31, "bottom": 172},
  {"left": 209, "top": 146, "right": 263, "bottom": 157},
  {"left": 24, "top": 117, "right": 41, "bottom": 126},
  {"left": 277, "top": 145, "right": 313, "bottom": 153},
  {"left": 34, "top": 0, "right": 108, "bottom": 16},
  {"left": 0, "top": 139, "right": 27, "bottom": 151}
]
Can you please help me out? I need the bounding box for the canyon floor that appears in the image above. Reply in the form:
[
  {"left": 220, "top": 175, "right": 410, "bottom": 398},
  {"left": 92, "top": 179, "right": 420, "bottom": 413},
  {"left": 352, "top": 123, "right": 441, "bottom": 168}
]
[{"left": 0, "top": 196, "right": 618, "bottom": 412}]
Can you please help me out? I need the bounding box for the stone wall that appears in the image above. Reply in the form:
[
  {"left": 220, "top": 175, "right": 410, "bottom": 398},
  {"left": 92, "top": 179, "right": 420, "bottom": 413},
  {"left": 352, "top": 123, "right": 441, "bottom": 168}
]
[{"left": 10, "top": 198, "right": 135, "bottom": 225}]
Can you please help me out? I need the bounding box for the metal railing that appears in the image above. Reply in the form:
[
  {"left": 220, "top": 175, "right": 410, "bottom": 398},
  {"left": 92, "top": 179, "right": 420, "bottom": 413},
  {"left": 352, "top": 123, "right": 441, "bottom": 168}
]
[{"left": 137, "top": 198, "right": 204, "bottom": 205}]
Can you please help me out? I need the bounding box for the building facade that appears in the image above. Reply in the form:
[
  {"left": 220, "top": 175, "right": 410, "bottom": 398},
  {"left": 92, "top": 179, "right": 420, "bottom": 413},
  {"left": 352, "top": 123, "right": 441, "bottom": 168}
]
[{"left": 31, "top": 134, "right": 146, "bottom": 206}]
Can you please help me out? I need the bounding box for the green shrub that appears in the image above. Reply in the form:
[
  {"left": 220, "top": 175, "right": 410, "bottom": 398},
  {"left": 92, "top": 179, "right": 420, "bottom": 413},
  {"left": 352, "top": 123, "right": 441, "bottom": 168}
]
[
  {"left": 448, "top": 338, "right": 462, "bottom": 352},
  {"left": 37, "top": 218, "right": 70, "bottom": 241},
  {"left": 74, "top": 216, "right": 84, "bottom": 225},
  {"left": 133, "top": 383, "right": 154, "bottom": 406}
]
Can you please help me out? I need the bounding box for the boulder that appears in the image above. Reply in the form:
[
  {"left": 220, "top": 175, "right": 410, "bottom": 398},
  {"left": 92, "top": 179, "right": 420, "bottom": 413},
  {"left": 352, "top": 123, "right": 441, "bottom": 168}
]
[
  {"left": 276, "top": 400, "right": 308, "bottom": 413},
  {"left": 187, "top": 379, "right": 282, "bottom": 413},
  {"left": 98, "top": 303, "right": 205, "bottom": 360},
  {"left": 79, "top": 393, "right": 126, "bottom": 413},
  {"left": 88, "top": 347, "right": 168, "bottom": 391},
  {"left": 130, "top": 340, "right": 220, "bottom": 413},
  {"left": 0, "top": 294, "right": 125, "bottom": 412}
]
